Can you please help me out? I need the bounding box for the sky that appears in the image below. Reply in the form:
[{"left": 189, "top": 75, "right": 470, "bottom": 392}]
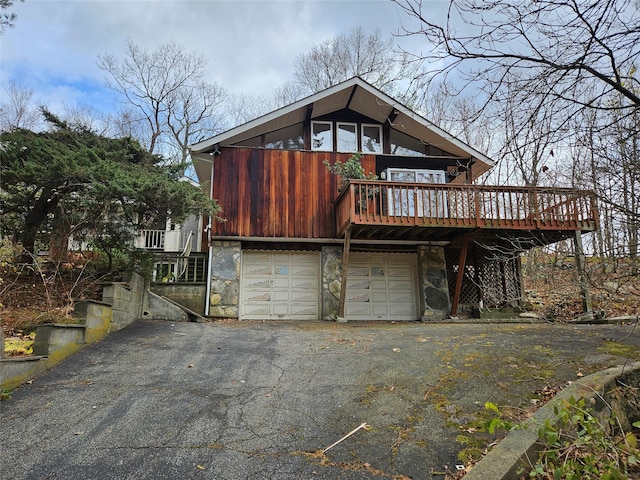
[{"left": 0, "top": 0, "right": 445, "bottom": 118}]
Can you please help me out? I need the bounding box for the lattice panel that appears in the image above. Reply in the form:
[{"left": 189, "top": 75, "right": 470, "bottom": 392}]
[
  {"left": 478, "top": 254, "right": 521, "bottom": 307},
  {"left": 479, "top": 261, "right": 503, "bottom": 306},
  {"left": 446, "top": 247, "right": 522, "bottom": 309}
]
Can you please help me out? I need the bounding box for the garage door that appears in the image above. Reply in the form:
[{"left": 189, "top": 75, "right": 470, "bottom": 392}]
[
  {"left": 345, "top": 253, "right": 418, "bottom": 321},
  {"left": 241, "top": 251, "right": 320, "bottom": 320}
]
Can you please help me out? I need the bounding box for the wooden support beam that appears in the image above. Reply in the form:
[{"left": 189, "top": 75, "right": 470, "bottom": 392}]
[
  {"left": 574, "top": 230, "right": 593, "bottom": 313},
  {"left": 450, "top": 233, "right": 471, "bottom": 316},
  {"left": 338, "top": 225, "right": 352, "bottom": 320}
]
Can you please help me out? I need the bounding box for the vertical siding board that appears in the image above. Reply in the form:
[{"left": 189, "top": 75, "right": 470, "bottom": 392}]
[
  {"left": 214, "top": 152, "right": 239, "bottom": 236},
  {"left": 285, "top": 151, "right": 295, "bottom": 237},
  {"left": 264, "top": 152, "right": 273, "bottom": 237},
  {"left": 317, "top": 153, "right": 330, "bottom": 237},
  {"left": 249, "top": 149, "right": 263, "bottom": 237},
  {"left": 279, "top": 152, "right": 289, "bottom": 237},
  {"left": 236, "top": 149, "right": 248, "bottom": 236},
  {"left": 362, "top": 154, "right": 376, "bottom": 179},
  {"left": 274, "top": 151, "right": 284, "bottom": 237},
  {"left": 310, "top": 153, "right": 319, "bottom": 237},
  {"left": 235, "top": 151, "right": 244, "bottom": 235},
  {"left": 293, "top": 151, "right": 303, "bottom": 237},
  {"left": 300, "top": 153, "right": 311, "bottom": 237}
]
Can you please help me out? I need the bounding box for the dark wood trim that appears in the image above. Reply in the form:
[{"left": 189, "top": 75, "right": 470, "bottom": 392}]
[
  {"left": 338, "top": 224, "right": 352, "bottom": 318},
  {"left": 303, "top": 104, "right": 313, "bottom": 150},
  {"left": 451, "top": 232, "right": 470, "bottom": 316},
  {"left": 345, "top": 85, "right": 358, "bottom": 110}
]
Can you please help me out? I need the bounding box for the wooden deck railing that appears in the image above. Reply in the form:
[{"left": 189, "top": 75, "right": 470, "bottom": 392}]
[{"left": 335, "top": 180, "right": 599, "bottom": 235}]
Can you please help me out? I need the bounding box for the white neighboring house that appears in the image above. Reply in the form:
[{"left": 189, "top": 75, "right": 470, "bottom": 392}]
[{"left": 135, "top": 213, "right": 206, "bottom": 283}]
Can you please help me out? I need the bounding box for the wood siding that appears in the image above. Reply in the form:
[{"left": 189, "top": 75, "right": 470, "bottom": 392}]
[{"left": 212, "top": 148, "right": 376, "bottom": 238}]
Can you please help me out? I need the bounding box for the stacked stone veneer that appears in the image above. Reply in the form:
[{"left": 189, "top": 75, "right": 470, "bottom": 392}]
[
  {"left": 419, "top": 246, "right": 450, "bottom": 320},
  {"left": 208, "top": 241, "right": 241, "bottom": 318},
  {"left": 321, "top": 246, "right": 343, "bottom": 320}
]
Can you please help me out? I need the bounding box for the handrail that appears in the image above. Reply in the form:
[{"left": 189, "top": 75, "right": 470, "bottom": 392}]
[{"left": 335, "top": 180, "right": 599, "bottom": 234}]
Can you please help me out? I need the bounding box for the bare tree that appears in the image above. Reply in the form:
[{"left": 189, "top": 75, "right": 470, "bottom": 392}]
[
  {"left": 394, "top": 0, "right": 640, "bottom": 119},
  {"left": 224, "top": 92, "right": 274, "bottom": 128},
  {"left": 1, "top": 0, "right": 22, "bottom": 34},
  {"left": 293, "top": 27, "right": 417, "bottom": 97},
  {"left": 97, "top": 40, "right": 226, "bottom": 164},
  {"left": 415, "top": 80, "right": 500, "bottom": 182},
  {"left": 59, "top": 102, "right": 109, "bottom": 135},
  {"left": 227, "top": 27, "right": 422, "bottom": 128},
  {"left": 396, "top": 0, "right": 640, "bottom": 228},
  {"left": 498, "top": 79, "right": 562, "bottom": 187},
  {"left": 166, "top": 80, "right": 226, "bottom": 164},
  {"left": 105, "top": 107, "right": 150, "bottom": 144},
  {"left": 0, "top": 81, "right": 40, "bottom": 130}
]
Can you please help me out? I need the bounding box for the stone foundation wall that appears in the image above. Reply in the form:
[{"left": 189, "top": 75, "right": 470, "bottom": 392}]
[
  {"left": 418, "top": 246, "right": 450, "bottom": 320},
  {"left": 321, "top": 246, "right": 343, "bottom": 320},
  {"left": 209, "top": 241, "right": 241, "bottom": 318}
]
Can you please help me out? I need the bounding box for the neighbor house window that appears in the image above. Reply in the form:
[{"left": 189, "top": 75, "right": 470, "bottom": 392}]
[
  {"left": 361, "top": 124, "right": 382, "bottom": 153},
  {"left": 311, "top": 121, "right": 333, "bottom": 151},
  {"left": 337, "top": 122, "right": 357, "bottom": 152}
]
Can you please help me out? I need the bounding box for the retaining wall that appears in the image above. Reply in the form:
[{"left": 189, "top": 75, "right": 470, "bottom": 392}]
[
  {"left": 464, "top": 362, "right": 640, "bottom": 480},
  {"left": 1, "top": 273, "right": 154, "bottom": 391}
]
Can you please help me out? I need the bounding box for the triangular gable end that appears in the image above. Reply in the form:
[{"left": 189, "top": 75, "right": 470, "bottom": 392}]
[{"left": 190, "top": 77, "right": 495, "bottom": 182}]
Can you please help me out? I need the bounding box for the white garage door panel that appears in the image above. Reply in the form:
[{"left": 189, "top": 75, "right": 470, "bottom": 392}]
[
  {"left": 242, "top": 251, "right": 320, "bottom": 320},
  {"left": 345, "top": 253, "right": 418, "bottom": 320}
]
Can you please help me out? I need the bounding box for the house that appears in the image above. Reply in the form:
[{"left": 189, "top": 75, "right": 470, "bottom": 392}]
[
  {"left": 189, "top": 77, "right": 598, "bottom": 321},
  {"left": 134, "top": 213, "right": 206, "bottom": 283}
]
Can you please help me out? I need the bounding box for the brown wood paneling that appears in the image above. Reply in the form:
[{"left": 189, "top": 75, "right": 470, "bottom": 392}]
[
  {"left": 212, "top": 147, "right": 376, "bottom": 239},
  {"left": 249, "top": 150, "right": 263, "bottom": 236}
]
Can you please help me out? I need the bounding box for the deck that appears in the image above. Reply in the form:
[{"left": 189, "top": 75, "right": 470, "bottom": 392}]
[{"left": 335, "top": 180, "right": 599, "bottom": 246}]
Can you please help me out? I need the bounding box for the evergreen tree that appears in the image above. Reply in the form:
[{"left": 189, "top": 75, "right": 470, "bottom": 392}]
[{"left": 0, "top": 110, "right": 218, "bottom": 261}]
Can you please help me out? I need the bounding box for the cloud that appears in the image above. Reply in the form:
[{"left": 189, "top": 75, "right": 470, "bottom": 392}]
[{"left": 1, "top": 0, "right": 443, "bottom": 116}]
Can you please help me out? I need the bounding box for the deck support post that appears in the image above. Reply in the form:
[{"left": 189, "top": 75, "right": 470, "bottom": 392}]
[
  {"left": 574, "top": 230, "right": 593, "bottom": 314},
  {"left": 451, "top": 233, "right": 471, "bottom": 317},
  {"left": 337, "top": 225, "right": 352, "bottom": 321}
]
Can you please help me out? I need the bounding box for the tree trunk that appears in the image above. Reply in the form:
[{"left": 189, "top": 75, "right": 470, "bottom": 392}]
[{"left": 21, "top": 188, "right": 59, "bottom": 259}]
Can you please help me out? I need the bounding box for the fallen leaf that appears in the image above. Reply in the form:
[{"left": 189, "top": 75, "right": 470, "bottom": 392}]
[
  {"left": 392, "top": 348, "right": 400, "bottom": 352},
  {"left": 196, "top": 465, "right": 205, "bottom": 470}
]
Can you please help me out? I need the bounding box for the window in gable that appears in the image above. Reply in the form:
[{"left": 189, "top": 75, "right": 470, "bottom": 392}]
[
  {"left": 337, "top": 122, "right": 357, "bottom": 152},
  {"left": 264, "top": 124, "right": 304, "bottom": 150},
  {"left": 389, "top": 129, "right": 426, "bottom": 157},
  {"left": 311, "top": 121, "right": 333, "bottom": 151},
  {"left": 361, "top": 124, "right": 382, "bottom": 153}
]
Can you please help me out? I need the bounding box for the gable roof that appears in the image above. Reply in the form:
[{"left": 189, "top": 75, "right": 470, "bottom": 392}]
[{"left": 190, "top": 77, "right": 494, "bottom": 180}]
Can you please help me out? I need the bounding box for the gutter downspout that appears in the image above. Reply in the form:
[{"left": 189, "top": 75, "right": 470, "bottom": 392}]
[{"left": 198, "top": 153, "right": 216, "bottom": 316}]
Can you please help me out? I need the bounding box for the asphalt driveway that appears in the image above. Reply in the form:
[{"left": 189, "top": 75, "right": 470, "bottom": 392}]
[{"left": 2, "top": 319, "right": 640, "bottom": 479}]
